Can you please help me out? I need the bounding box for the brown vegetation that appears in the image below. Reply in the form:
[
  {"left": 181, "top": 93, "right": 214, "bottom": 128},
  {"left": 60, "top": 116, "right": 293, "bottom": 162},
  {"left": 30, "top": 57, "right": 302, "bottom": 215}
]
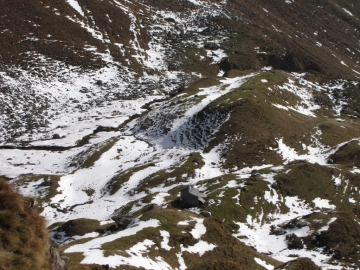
[{"left": 0, "top": 177, "right": 50, "bottom": 270}]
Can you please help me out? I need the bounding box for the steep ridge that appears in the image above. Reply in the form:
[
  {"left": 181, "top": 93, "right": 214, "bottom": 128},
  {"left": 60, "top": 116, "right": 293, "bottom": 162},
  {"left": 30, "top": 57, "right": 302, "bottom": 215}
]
[{"left": 1, "top": 0, "right": 360, "bottom": 269}]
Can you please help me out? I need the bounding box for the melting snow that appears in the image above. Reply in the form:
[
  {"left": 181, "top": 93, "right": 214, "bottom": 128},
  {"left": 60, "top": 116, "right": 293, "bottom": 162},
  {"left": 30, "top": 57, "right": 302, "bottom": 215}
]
[
  {"left": 254, "top": 258, "right": 274, "bottom": 270},
  {"left": 160, "top": 230, "right": 172, "bottom": 251},
  {"left": 66, "top": 0, "right": 84, "bottom": 16},
  {"left": 312, "top": 198, "right": 336, "bottom": 210},
  {"left": 343, "top": 8, "right": 354, "bottom": 16},
  {"left": 181, "top": 241, "right": 216, "bottom": 256},
  {"left": 190, "top": 218, "right": 207, "bottom": 239}
]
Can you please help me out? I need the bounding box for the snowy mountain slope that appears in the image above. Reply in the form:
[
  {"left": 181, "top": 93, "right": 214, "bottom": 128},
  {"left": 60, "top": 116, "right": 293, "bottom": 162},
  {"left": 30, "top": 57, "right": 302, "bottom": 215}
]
[{"left": 1, "top": 0, "right": 360, "bottom": 269}]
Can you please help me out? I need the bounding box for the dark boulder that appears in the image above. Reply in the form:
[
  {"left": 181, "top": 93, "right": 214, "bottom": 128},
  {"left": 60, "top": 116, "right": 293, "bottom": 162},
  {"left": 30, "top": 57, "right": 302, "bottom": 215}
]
[
  {"left": 286, "top": 233, "right": 304, "bottom": 249},
  {"left": 200, "top": 211, "right": 211, "bottom": 218},
  {"left": 204, "top": 42, "right": 220, "bottom": 50}
]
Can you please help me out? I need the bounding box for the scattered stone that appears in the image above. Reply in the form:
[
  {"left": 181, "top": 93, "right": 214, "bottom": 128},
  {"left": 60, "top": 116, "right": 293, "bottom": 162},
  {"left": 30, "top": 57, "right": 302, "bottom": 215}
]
[{"left": 244, "top": 180, "right": 254, "bottom": 186}]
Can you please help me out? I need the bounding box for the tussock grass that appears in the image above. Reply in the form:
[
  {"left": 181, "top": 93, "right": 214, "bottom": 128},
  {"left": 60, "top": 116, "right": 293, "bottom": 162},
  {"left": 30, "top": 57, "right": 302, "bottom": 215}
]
[{"left": 0, "top": 178, "right": 51, "bottom": 270}]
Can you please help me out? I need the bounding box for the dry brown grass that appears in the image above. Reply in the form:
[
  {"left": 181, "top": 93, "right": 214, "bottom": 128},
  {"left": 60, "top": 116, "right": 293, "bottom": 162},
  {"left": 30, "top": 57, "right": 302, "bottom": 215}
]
[{"left": 0, "top": 177, "right": 51, "bottom": 270}]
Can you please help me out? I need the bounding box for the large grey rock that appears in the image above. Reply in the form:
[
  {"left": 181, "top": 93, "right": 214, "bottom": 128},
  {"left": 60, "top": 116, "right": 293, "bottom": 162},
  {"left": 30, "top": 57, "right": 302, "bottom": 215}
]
[
  {"left": 270, "top": 228, "right": 287, "bottom": 236},
  {"left": 111, "top": 215, "right": 135, "bottom": 228}
]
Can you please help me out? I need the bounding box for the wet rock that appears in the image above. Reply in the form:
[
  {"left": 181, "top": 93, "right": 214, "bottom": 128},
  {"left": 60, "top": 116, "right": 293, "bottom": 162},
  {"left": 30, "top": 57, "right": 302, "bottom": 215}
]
[
  {"left": 49, "top": 241, "right": 66, "bottom": 270},
  {"left": 165, "top": 17, "right": 176, "bottom": 23},
  {"left": 200, "top": 211, "right": 211, "bottom": 217}
]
